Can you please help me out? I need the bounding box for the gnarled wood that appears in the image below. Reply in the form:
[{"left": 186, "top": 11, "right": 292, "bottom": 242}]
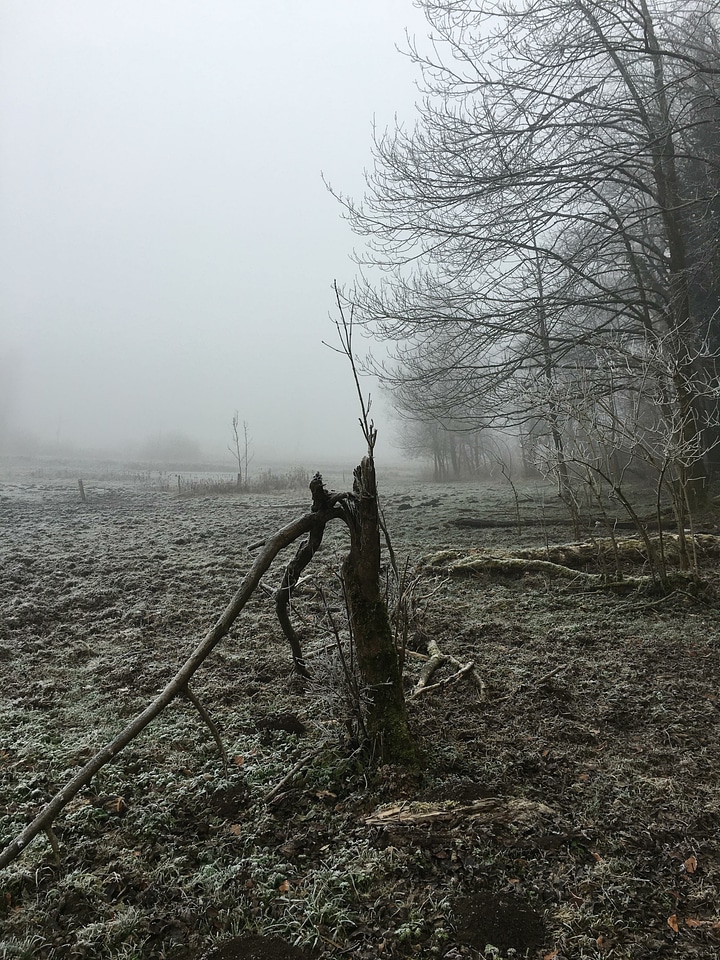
[{"left": 274, "top": 474, "right": 341, "bottom": 677}]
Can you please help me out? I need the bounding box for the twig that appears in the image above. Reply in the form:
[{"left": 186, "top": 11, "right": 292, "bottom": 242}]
[
  {"left": 613, "top": 591, "right": 678, "bottom": 614},
  {"left": 328, "top": 281, "right": 377, "bottom": 455},
  {"left": 263, "top": 744, "right": 328, "bottom": 804},
  {"left": 535, "top": 664, "right": 570, "bottom": 685},
  {"left": 44, "top": 826, "right": 60, "bottom": 865},
  {"left": 182, "top": 684, "right": 229, "bottom": 766},
  {"left": 494, "top": 663, "right": 571, "bottom": 703},
  {"left": 318, "top": 586, "right": 367, "bottom": 741}
]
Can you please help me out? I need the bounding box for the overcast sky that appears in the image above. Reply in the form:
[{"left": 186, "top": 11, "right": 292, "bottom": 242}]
[{"left": 0, "top": 0, "right": 427, "bottom": 466}]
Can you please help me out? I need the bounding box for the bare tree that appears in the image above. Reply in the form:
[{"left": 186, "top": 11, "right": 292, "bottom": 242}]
[
  {"left": 228, "top": 412, "right": 253, "bottom": 487},
  {"left": 330, "top": 0, "right": 720, "bottom": 515}
]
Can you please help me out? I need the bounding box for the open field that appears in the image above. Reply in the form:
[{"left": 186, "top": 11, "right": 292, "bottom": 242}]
[{"left": 1, "top": 462, "right": 719, "bottom": 959}]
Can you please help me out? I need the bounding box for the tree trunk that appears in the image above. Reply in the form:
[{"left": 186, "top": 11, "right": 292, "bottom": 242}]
[{"left": 342, "top": 456, "right": 416, "bottom": 765}]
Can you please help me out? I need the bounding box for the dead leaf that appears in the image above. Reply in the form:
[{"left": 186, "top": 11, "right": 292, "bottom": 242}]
[
  {"left": 544, "top": 950, "right": 559, "bottom": 960},
  {"left": 233, "top": 755, "right": 245, "bottom": 767},
  {"left": 668, "top": 914, "right": 680, "bottom": 933},
  {"left": 278, "top": 879, "right": 290, "bottom": 893},
  {"left": 684, "top": 855, "right": 698, "bottom": 874},
  {"left": 592, "top": 851, "right": 603, "bottom": 862},
  {"left": 228, "top": 824, "right": 242, "bottom": 836},
  {"left": 685, "top": 918, "right": 704, "bottom": 928}
]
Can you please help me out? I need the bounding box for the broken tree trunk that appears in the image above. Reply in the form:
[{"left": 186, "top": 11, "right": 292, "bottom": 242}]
[
  {"left": 0, "top": 464, "right": 417, "bottom": 870},
  {"left": 341, "top": 456, "right": 416, "bottom": 766}
]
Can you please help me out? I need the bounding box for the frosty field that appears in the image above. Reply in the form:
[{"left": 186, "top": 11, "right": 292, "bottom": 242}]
[{"left": 1, "top": 463, "right": 719, "bottom": 959}]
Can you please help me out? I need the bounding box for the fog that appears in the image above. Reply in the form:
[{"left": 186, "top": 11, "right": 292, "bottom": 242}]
[{"left": 0, "top": 1, "right": 426, "bottom": 467}]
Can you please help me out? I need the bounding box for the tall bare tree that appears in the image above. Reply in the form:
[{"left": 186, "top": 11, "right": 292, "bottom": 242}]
[{"left": 332, "top": 0, "right": 720, "bottom": 509}]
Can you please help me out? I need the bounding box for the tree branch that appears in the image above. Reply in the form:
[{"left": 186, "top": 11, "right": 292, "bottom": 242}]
[{"left": 0, "top": 507, "right": 332, "bottom": 870}]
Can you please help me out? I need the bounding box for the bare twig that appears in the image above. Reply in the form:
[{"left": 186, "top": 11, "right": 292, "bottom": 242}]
[
  {"left": 43, "top": 827, "right": 60, "bottom": 865},
  {"left": 264, "top": 744, "right": 328, "bottom": 804},
  {"left": 182, "top": 684, "right": 229, "bottom": 766},
  {"left": 494, "top": 663, "right": 571, "bottom": 703},
  {"left": 326, "top": 281, "right": 377, "bottom": 455}
]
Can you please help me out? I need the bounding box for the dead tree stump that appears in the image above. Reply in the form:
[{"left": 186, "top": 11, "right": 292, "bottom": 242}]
[{"left": 342, "top": 456, "right": 416, "bottom": 765}]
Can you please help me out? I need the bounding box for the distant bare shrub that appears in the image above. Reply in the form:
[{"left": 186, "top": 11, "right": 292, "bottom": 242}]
[
  {"left": 248, "top": 467, "right": 310, "bottom": 493},
  {"left": 176, "top": 467, "right": 310, "bottom": 498}
]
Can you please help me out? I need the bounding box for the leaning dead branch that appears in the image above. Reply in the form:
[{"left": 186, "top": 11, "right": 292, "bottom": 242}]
[
  {"left": 1, "top": 295, "right": 416, "bottom": 869},
  {"left": 0, "top": 502, "right": 336, "bottom": 871}
]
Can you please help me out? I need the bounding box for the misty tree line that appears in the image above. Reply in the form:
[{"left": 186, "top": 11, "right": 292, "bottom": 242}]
[{"left": 335, "top": 0, "right": 720, "bottom": 528}]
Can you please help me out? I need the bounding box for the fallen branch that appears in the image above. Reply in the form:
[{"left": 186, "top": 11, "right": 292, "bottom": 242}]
[
  {"left": 423, "top": 534, "right": 720, "bottom": 579},
  {"left": 424, "top": 554, "right": 605, "bottom": 582},
  {"left": 412, "top": 638, "right": 445, "bottom": 693},
  {"left": 365, "top": 797, "right": 555, "bottom": 828},
  {"left": 412, "top": 661, "right": 476, "bottom": 697},
  {"left": 411, "top": 638, "right": 485, "bottom": 699},
  {"left": 263, "top": 744, "right": 329, "bottom": 804}
]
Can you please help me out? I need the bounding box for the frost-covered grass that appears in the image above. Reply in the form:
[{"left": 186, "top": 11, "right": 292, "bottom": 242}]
[{"left": 1, "top": 469, "right": 719, "bottom": 958}]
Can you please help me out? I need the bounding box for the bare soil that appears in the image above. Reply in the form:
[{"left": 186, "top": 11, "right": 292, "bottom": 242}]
[{"left": 1, "top": 464, "right": 719, "bottom": 960}]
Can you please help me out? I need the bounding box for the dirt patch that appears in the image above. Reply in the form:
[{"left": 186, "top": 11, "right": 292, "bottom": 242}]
[
  {"left": 201, "top": 934, "right": 315, "bottom": 959},
  {"left": 453, "top": 891, "right": 546, "bottom": 953}
]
